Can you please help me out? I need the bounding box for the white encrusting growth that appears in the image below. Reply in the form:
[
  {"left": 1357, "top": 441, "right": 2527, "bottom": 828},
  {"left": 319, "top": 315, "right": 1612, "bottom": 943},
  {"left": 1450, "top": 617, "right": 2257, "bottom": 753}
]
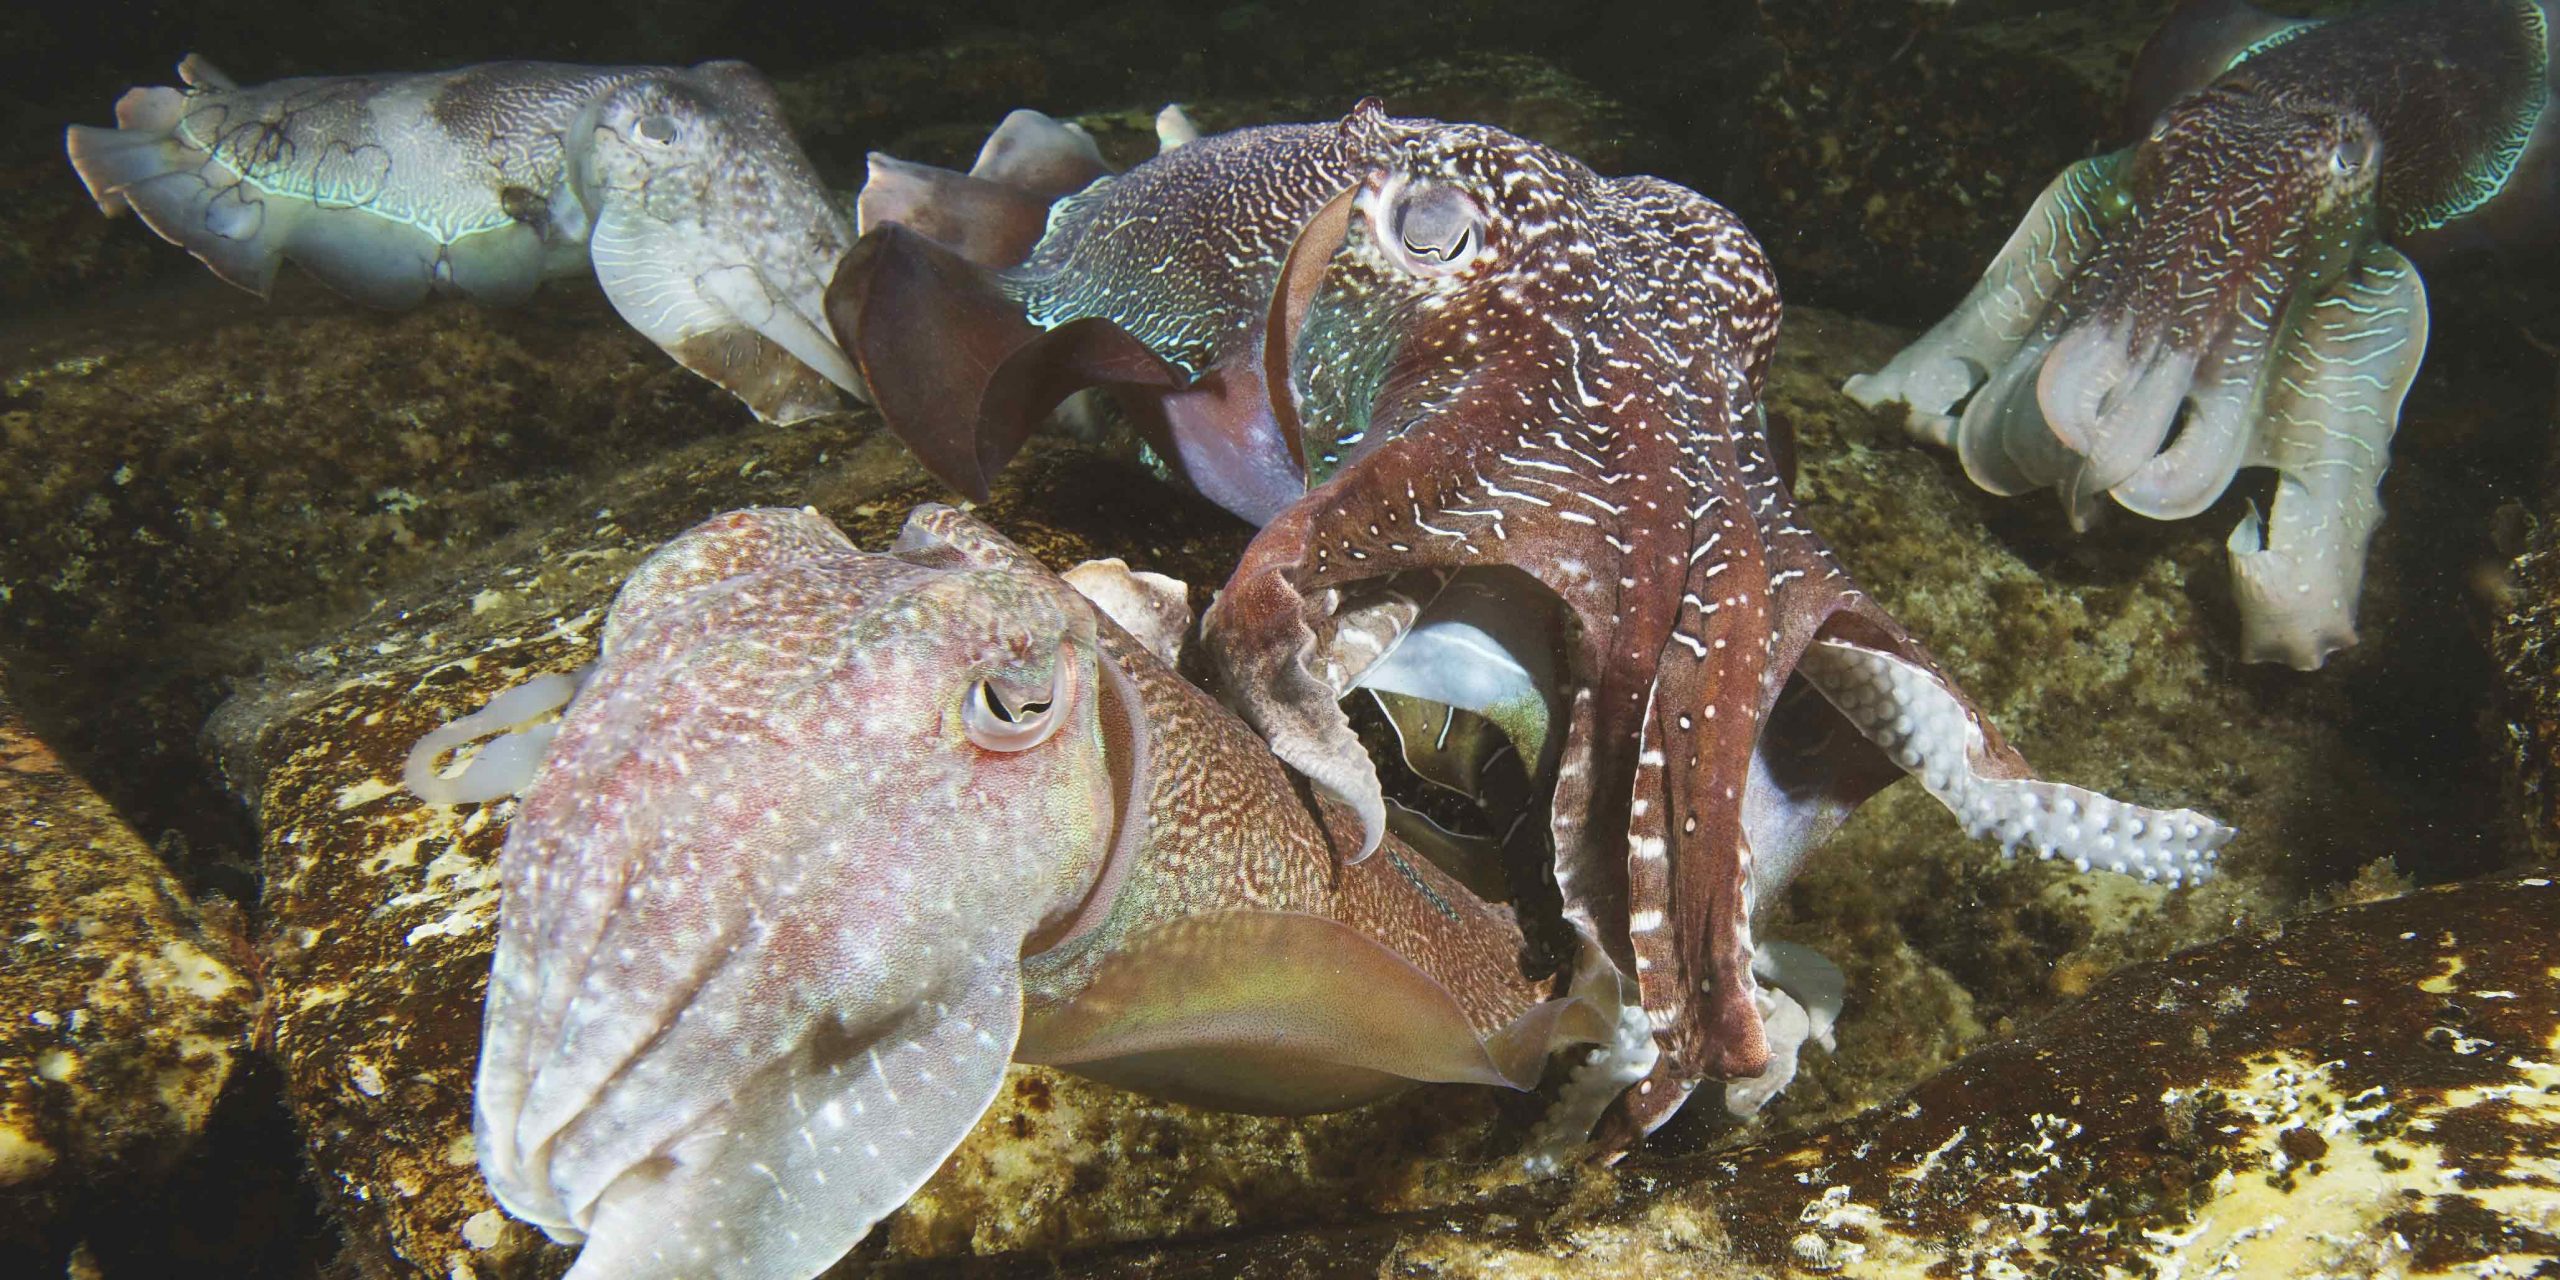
[{"left": 1798, "top": 639, "right": 2231, "bottom": 884}]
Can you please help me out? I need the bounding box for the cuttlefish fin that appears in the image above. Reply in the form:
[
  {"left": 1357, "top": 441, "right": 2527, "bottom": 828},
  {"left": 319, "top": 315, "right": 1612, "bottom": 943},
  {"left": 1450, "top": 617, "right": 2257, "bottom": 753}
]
[
  {"left": 857, "top": 153, "right": 1064, "bottom": 271},
  {"left": 66, "top": 84, "right": 304, "bottom": 297},
  {"left": 2124, "top": 0, "right": 2315, "bottom": 133},
  {"left": 2405, "top": 40, "right": 2559, "bottom": 255},
  {"left": 824, "top": 223, "right": 1186, "bottom": 501},
  {"left": 2228, "top": 244, "right": 2427, "bottom": 670},
  {"left": 852, "top": 108, "right": 1106, "bottom": 272},
  {"left": 1155, "top": 104, "right": 1200, "bottom": 152},
  {"left": 966, "top": 108, "right": 1109, "bottom": 201},
  {"left": 175, "top": 53, "right": 236, "bottom": 90},
  {"left": 1062, "top": 558, "right": 1193, "bottom": 667},
  {"left": 552, "top": 967, "right": 1025, "bottom": 1280},
  {"left": 1019, "top": 910, "right": 1600, "bottom": 1114},
  {"left": 1844, "top": 152, "right": 2135, "bottom": 456}
]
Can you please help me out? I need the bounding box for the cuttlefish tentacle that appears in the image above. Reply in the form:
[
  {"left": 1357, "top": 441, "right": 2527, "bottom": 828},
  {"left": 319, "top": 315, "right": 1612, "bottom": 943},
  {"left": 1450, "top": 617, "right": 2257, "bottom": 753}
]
[
  {"left": 67, "top": 57, "right": 861, "bottom": 423},
  {"left": 1847, "top": 0, "right": 2555, "bottom": 668},
  {"left": 440, "top": 504, "right": 1625, "bottom": 1280}
]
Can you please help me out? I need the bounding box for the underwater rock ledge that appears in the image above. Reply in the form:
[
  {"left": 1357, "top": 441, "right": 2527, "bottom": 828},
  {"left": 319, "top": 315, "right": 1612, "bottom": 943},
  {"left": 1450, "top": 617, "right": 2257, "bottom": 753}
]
[
  {"left": 918, "top": 869, "right": 2560, "bottom": 1279},
  {"left": 0, "top": 669, "right": 255, "bottom": 1249}
]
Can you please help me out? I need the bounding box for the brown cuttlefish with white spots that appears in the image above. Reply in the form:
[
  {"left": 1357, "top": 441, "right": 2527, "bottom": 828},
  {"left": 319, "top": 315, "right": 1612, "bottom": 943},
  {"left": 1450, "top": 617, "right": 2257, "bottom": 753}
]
[{"left": 830, "top": 101, "right": 2233, "bottom": 1148}]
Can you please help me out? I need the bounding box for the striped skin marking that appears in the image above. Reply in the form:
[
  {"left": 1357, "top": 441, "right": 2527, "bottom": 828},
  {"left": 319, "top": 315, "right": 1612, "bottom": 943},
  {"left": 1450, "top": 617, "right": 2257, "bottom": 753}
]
[{"left": 1848, "top": 0, "right": 2550, "bottom": 668}]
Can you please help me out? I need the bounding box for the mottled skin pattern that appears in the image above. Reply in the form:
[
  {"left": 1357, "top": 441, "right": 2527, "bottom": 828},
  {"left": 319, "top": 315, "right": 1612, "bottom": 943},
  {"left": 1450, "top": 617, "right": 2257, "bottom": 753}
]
[
  {"left": 1847, "top": 0, "right": 2557, "bottom": 667},
  {"left": 67, "top": 57, "right": 859, "bottom": 423},
  {"left": 1200, "top": 107, "right": 1978, "bottom": 1141},
  {"left": 468, "top": 506, "right": 1590, "bottom": 1280},
  {"left": 841, "top": 104, "right": 2230, "bottom": 1151}
]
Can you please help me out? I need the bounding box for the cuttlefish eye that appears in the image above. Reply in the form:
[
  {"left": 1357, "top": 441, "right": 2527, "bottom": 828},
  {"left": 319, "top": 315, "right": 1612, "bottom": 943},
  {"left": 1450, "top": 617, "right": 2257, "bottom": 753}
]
[
  {"left": 635, "top": 113, "right": 680, "bottom": 145},
  {"left": 963, "top": 665, "right": 1066, "bottom": 752},
  {"left": 1389, "top": 182, "right": 1486, "bottom": 274},
  {"left": 2327, "top": 133, "right": 2374, "bottom": 177}
]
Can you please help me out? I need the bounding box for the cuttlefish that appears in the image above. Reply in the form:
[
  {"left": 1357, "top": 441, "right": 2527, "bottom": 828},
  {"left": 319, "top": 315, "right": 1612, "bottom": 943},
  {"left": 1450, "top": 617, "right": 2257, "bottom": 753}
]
[
  {"left": 413, "top": 504, "right": 1638, "bottom": 1280},
  {"left": 1846, "top": 0, "right": 2558, "bottom": 668},
  {"left": 66, "top": 56, "right": 860, "bottom": 423},
  {"left": 832, "top": 102, "right": 2233, "bottom": 1145}
]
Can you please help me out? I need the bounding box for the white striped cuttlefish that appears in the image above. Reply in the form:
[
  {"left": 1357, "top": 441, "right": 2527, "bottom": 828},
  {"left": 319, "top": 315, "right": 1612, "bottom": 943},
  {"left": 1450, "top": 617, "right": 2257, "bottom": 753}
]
[
  {"left": 408, "top": 504, "right": 1645, "bottom": 1280},
  {"left": 828, "top": 101, "right": 2234, "bottom": 1149},
  {"left": 1847, "top": 0, "right": 2559, "bottom": 668},
  {"left": 66, "top": 56, "right": 862, "bottom": 423}
]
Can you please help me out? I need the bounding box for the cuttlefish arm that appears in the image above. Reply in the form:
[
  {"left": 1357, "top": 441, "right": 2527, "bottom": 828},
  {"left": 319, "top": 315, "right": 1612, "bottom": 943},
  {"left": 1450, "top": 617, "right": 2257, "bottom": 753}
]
[
  {"left": 830, "top": 106, "right": 1382, "bottom": 522},
  {"left": 439, "top": 504, "right": 1624, "bottom": 1280},
  {"left": 67, "top": 58, "right": 859, "bottom": 424},
  {"left": 1846, "top": 0, "right": 2555, "bottom": 668},
  {"left": 1199, "top": 114, "right": 2230, "bottom": 1148}
]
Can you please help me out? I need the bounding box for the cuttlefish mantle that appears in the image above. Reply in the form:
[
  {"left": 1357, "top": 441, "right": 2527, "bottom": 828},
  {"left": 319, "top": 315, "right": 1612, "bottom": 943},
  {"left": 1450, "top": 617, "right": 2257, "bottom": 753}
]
[
  {"left": 67, "top": 55, "right": 861, "bottom": 424},
  {"left": 1846, "top": 0, "right": 2557, "bottom": 668},
  {"left": 415, "top": 505, "right": 1630, "bottom": 1280}
]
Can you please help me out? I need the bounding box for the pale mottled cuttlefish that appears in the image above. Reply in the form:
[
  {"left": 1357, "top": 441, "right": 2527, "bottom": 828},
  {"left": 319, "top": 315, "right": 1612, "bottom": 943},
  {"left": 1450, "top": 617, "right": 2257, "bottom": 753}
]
[
  {"left": 408, "top": 505, "right": 1643, "bottom": 1280},
  {"left": 66, "top": 56, "right": 861, "bottom": 423}
]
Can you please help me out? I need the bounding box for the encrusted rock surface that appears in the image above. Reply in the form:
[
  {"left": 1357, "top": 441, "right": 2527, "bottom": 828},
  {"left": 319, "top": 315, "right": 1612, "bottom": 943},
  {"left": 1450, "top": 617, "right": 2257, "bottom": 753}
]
[
  {"left": 0, "top": 670, "right": 255, "bottom": 1245},
  {"left": 899, "top": 870, "right": 2560, "bottom": 1278}
]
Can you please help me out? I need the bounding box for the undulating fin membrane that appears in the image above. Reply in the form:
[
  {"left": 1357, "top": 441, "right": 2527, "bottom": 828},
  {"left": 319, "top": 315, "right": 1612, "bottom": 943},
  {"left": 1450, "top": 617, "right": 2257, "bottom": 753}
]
[
  {"left": 856, "top": 109, "right": 1106, "bottom": 271},
  {"left": 2123, "top": 0, "right": 2309, "bottom": 131},
  {"left": 966, "top": 108, "right": 1109, "bottom": 201},
  {"left": 824, "top": 222, "right": 1187, "bottom": 500},
  {"left": 66, "top": 86, "right": 301, "bottom": 296},
  {"left": 66, "top": 75, "right": 449, "bottom": 308},
  {"left": 857, "top": 154, "right": 1064, "bottom": 271}
]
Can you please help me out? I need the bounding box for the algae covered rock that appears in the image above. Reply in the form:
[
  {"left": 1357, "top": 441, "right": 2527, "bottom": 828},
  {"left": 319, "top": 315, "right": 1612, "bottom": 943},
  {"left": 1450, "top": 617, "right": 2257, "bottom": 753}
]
[
  {"left": 956, "top": 869, "right": 2560, "bottom": 1278},
  {"left": 0, "top": 670, "right": 254, "bottom": 1240}
]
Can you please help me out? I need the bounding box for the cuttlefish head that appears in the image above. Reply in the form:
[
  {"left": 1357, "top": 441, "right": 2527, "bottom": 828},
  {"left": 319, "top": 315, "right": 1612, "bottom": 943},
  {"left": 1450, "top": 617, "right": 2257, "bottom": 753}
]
[
  {"left": 473, "top": 506, "right": 1140, "bottom": 1280},
  {"left": 2020, "top": 83, "right": 2381, "bottom": 520},
  {"left": 1280, "top": 107, "right": 1586, "bottom": 482},
  {"left": 574, "top": 63, "right": 862, "bottom": 425}
]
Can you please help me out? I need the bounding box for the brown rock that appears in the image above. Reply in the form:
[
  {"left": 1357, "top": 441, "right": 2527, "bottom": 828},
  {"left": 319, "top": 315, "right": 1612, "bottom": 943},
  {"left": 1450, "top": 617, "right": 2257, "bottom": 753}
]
[
  {"left": 0, "top": 669, "right": 255, "bottom": 1243},
  {"left": 898, "top": 870, "right": 2560, "bottom": 1278}
]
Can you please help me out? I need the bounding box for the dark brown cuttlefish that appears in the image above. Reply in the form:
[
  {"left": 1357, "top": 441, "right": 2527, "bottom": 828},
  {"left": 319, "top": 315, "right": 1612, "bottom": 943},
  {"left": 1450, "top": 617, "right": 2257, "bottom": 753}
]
[
  {"left": 829, "top": 101, "right": 2231, "bottom": 1146},
  {"left": 1848, "top": 0, "right": 2558, "bottom": 668}
]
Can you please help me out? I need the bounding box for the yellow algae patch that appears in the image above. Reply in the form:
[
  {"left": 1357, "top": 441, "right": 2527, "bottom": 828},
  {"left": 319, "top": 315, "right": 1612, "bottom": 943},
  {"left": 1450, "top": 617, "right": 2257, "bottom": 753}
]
[
  {"left": 335, "top": 776, "right": 403, "bottom": 810},
  {"left": 155, "top": 940, "right": 245, "bottom": 1001},
  {"left": 0, "top": 1125, "right": 59, "bottom": 1186}
]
